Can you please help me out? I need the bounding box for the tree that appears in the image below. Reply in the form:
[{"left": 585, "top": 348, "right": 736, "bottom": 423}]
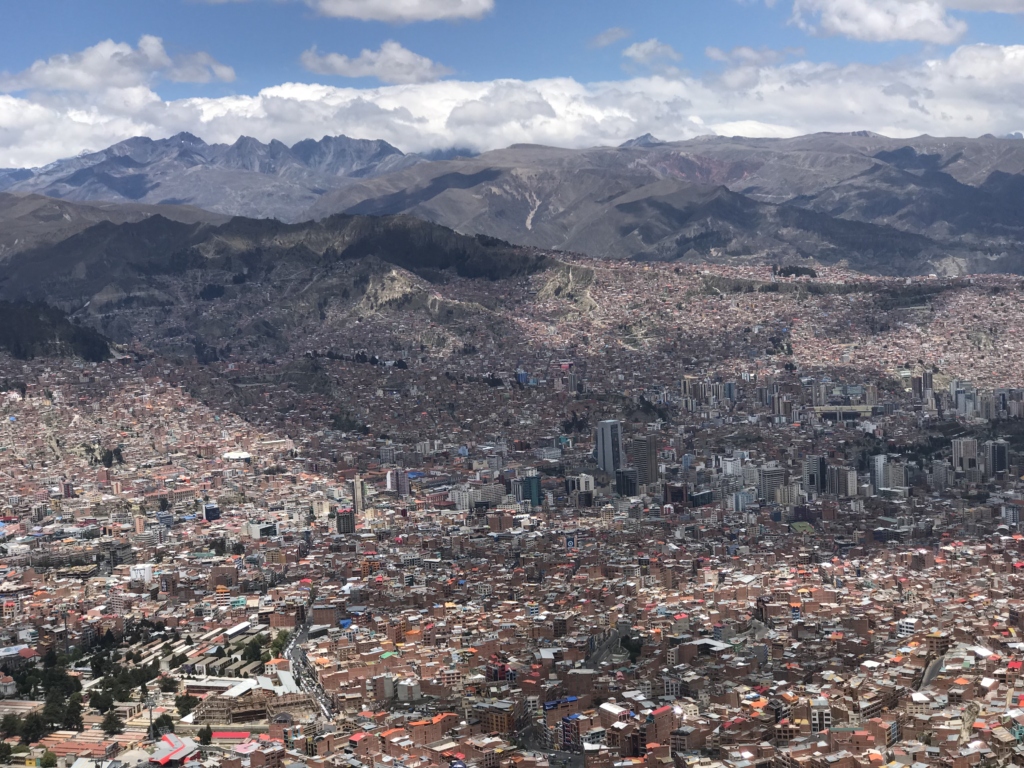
[
  {"left": 242, "top": 638, "right": 263, "bottom": 663},
  {"left": 63, "top": 699, "right": 83, "bottom": 731},
  {"left": 101, "top": 710, "right": 125, "bottom": 737},
  {"left": 20, "top": 711, "right": 48, "bottom": 744},
  {"left": 197, "top": 724, "right": 213, "bottom": 746},
  {"left": 41, "top": 698, "right": 64, "bottom": 728},
  {"left": 159, "top": 676, "right": 179, "bottom": 693},
  {"left": 153, "top": 713, "right": 175, "bottom": 734},
  {"left": 0, "top": 742, "right": 12, "bottom": 763},
  {"left": 90, "top": 691, "right": 114, "bottom": 714},
  {"left": 0, "top": 714, "right": 20, "bottom": 739},
  {"left": 42, "top": 648, "right": 57, "bottom": 669},
  {"left": 270, "top": 631, "right": 290, "bottom": 658},
  {"left": 174, "top": 695, "right": 199, "bottom": 717},
  {"left": 40, "top": 751, "right": 57, "bottom": 768}
]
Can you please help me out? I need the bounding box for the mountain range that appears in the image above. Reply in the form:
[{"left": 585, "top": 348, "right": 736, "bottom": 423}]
[
  {"left": 2, "top": 130, "right": 1024, "bottom": 275},
  {"left": 0, "top": 132, "right": 429, "bottom": 223}
]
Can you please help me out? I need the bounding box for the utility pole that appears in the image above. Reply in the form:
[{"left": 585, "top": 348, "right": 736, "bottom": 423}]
[{"left": 147, "top": 696, "right": 155, "bottom": 742}]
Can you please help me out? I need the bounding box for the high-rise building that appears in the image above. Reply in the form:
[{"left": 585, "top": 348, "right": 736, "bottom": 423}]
[
  {"left": 512, "top": 473, "right": 542, "bottom": 507},
  {"left": 865, "top": 385, "right": 878, "bottom": 406},
  {"left": 349, "top": 474, "right": 364, "bottom": 515},
  {"left": 812, "top": 383, "right": 828, "bottom": 406},
  {"left": 757, "top": 466, "right": 786, "bottom": 502},
  {"left": 721, "top": 456, "right": 743, "bottom": 476},
  {"left": 870, "top": 454, "right": 888, "bottom": 490},
  {"left": 802, "top": 455, "right": 827, "bottom": 493},
  {"left": 337, "top": 509, "right": 356, "bottom": 534},
  {"left": 615, "top": 468, "right": 638, "bottom": 497},
  {"left": 596, "top": 420, "right": 623, "bottom": 474},
  {"left": 397, "top": 471, "right": 411, "bottom": 498},
  {"left": 885, "top": 461, "right": 908, "bottom": 489},
  {"left": 826, "top": 465, "right": 857, "bottom": 497},
  {"left": 983, "top": 439, "right": 1009, "bottom": 478},
  {"left": 952, "top": 438, "right": 979, "bottom": 473},
  {"left": 632, "top": 434, "right": 658, "bottom": 486}
]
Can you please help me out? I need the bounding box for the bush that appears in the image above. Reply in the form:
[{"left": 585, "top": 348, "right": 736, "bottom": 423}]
[{"left": 198, "top": 284, "right": 226, "bottom": 301}]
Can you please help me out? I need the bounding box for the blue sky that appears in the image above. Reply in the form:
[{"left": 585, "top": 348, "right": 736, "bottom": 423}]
[{"left": 0, "top": 0, "right": 1023, "bottom": 166}]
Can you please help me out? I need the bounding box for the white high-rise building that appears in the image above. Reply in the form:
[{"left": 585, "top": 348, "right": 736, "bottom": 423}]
[
  {"left": 721, "top": 456, "right": 743, "bottom": 476},
  {"left": 952, "top": 438, "right": 979, "bottom": 472},
  {"left": 871, "top": 454, "right": 888, "bottom": 491}
]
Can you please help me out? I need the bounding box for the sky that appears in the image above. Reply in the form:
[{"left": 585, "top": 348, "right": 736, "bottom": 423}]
[{"left": 1, "top": 0, "right": 1024, "bottom": 167}]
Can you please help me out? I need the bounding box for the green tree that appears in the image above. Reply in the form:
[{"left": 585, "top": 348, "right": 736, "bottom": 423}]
[
  {"left": 63, "top": 700, "right": 84, "bottom": 731},
  {"left": 0, "top": 714, "right": 20, "bottom": 739},
  {"left": 242, "top": 638, "right": 263, "bottom": 663},
  {"left": 153, "top": 713, "right": 175, "bottom": 734},
  {"left": 20, "top": 711, "right": 48, "bottom": 744},
  {"left": 90, "top": 691, "right": 114, "bottom": 714},
  {"left": 174, "top": 695, "right": 199, "bottom": 717},
  {"left": 40, "top": 751, "right": 57, "bottom": 768},
  {"left": 41, "top": 698, "right": 64, "bottom": 728},
  {"left": 101, "top": 710, "right": 125, "bottom": 737},
  {"left": 0, "top": 742, "right": 12, "bottom": 763},
  {"left": 159, "top": 676, "right": 179, "bottom": 693},
  {"left": 270, "top": 631, "right": 290, "bottom": 657},
  {"left": 198, "top": 725, "right": 213, "bottom": 746}
]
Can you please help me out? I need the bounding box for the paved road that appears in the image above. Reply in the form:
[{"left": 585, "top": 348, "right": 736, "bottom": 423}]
[
  {"left": 286, "top": 619, "right": 334, "bottom": 718},
  {"left": 520, "top": 725, "right": 584, "bottom": 768},
  {"left": 586, "top": 628, "right": 624, "bottom": 669}
]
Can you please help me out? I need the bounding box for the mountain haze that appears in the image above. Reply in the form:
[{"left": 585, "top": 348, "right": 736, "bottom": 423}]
[
  {"left": 1, "top": 132, "right": 428, "bottom": 221},
  {"left": 3, "top": 131, "right": 1024, "bottom": 275}
]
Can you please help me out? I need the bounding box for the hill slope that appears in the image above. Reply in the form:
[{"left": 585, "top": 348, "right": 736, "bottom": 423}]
[
  {"left": 0, "top": 212, "right": 555, "bottom": 358},
  {"left": 0, "top": 192, "right": 230, "bottom": 262}
]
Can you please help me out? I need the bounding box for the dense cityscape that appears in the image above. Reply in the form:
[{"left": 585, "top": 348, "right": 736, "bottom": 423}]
[
  {"left": 3, "top": 3, "right": 1024, "bottom": 768},
  {"left": 1, "top": 261, "right": 1023, "bottom": 768}
]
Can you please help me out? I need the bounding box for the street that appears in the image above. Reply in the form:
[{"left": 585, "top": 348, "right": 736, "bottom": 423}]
[{"left": 286, "top": 619, "right": 334, "bottom": 718}]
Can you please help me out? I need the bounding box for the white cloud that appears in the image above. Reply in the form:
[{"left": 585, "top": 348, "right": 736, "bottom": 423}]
[
  {"left": 792, "top": 0, "right": 968, "bottom": 43},
  {"left": 4, "top": 37, "right": 1024, "bottom": 168},
  {"left": 790, "top": 0, "right": 1024, "bottom": 43},
  {"left": 303, "top": 0, "right": 493, "bottom": 22},
  {"left": 301, "top": 41, "right": 453, "bottom": 84},
  {"left": 946, "top": 0, "right": 1024, "bottom": 9},
  {"left": 622, "top": 39, "right": 682, "bottom": 65},
  {"left": 588, "top": 27, "right": 631, "bottom": 49},
  {"left": 0, "top": 35, "right": 234, "bottom": 93},
  {"left": 705, "top": 46, "right": 805, "bottom": 65}
]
